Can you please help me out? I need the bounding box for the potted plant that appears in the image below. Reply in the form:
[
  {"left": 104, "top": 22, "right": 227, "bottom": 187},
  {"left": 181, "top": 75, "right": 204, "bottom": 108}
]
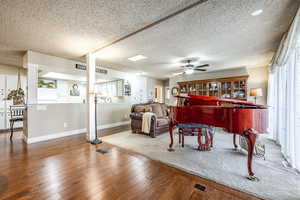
[{"left": 5, "top": 88, "right": 25, "bottom": 105}]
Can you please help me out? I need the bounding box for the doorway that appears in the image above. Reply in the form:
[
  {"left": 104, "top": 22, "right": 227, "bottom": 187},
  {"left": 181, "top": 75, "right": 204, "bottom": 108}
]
[{"left": 154, "top": 87, "right": 163, "bottom": 103}]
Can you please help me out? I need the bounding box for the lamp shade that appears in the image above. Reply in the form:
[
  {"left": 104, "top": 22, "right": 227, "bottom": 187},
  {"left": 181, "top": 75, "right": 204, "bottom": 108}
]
[{"left": 250, "top": 88, "right": 263, "bottom": 97}]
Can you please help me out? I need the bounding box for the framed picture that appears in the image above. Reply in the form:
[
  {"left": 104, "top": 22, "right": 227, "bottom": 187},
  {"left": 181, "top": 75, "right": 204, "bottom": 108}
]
[
  {"left": 70, "top": 84, "right": 80, "bottom": 96},
  {"left": 38, "top": 78, "right": 57, "bottom": 89},
  {"left": 171, "top": 87, "right": 179, "bottom": 97}
]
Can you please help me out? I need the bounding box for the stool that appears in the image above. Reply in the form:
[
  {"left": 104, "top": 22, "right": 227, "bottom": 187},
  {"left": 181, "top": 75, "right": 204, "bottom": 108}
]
[{"left": 178, "top": 124, "right": 214, "bottom": 151}]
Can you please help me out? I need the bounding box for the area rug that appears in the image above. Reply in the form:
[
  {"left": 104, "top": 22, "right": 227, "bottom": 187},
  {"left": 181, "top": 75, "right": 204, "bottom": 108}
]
[{"left": 102, "top": 129, "right": 300, "bottom": 200}]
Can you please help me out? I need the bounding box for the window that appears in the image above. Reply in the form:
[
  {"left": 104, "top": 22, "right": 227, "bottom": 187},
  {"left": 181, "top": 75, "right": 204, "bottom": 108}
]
[{"left": 268, "top": 17, "right": 300, "bottom": 171}]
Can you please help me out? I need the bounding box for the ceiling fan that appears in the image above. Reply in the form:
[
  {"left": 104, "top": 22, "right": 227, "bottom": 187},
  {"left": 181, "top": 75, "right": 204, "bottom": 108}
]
[{"left": 175, "top": 59, "right": 210, "bottom": 75}]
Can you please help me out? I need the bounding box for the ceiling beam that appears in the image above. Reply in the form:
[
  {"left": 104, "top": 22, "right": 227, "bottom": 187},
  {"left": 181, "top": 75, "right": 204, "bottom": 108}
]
[{"left": 90, "top": 0, "right": 208, "bottom": 55}]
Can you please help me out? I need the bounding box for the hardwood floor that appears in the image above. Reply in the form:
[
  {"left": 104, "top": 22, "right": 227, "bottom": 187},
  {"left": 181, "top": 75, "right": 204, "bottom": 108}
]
[
  {"left": 0, "top": 132, "right": 262, "bottom": 200},
  {"left": 99, "top": 124, "right": 131, "bottom": 137}
]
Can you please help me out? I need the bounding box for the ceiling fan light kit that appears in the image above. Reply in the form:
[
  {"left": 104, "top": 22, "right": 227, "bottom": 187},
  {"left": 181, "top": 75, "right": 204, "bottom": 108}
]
[
  {"left": 177, "top": 59, "right": 210, "bottom": 75},
  {"left": 185, "top": 69, "right": 194, "bottom": 74}
]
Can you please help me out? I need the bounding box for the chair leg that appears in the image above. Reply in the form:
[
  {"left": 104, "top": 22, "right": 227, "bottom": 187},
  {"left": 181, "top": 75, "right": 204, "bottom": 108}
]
[
  {"left": 233, "top": 134, "right": 238, "bottom": 149},
  {"left": 209, "top": 129, "right": 214, "bottom": 148},
  {"left": 197, "top": 128, "right": 202, "bottom": 150},
  {"left": 10, "top": 121, "right": 14, "bottom": 140},
  {"left": 179, "top": 128, "right": 182, "bottom": 144},
  {"left": 179, "top": 133, "right": 181, "bottom": 144}
]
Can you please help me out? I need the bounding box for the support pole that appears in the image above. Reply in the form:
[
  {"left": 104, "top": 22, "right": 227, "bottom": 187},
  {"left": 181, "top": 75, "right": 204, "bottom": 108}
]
[
  {"left": 86, "top": 53, "right": 96, "bottom": 142},
  {"left": 91, "top": 95, "right": 102, "bottom": 144}
]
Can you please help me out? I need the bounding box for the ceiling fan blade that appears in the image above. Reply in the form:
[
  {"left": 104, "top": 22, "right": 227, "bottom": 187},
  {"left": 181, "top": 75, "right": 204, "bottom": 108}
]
[
  {"left": 195, "top": 69, "right": 207, "bottom": 71},
  {"left": 195, "top": 64, "right": 209, "bottom": 68}
]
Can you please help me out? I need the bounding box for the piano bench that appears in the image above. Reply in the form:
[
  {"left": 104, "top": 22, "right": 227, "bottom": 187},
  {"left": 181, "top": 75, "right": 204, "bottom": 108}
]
[{"left": 177, "top": 124, "right": 214, "bottom": 151}]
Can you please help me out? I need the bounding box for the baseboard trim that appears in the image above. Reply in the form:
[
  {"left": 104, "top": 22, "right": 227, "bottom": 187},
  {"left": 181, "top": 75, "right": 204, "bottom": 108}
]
[
  {"left": 26, "top": 128, "right": 86, "bottom": 144},
  {"left": 26, "top": 121, "right": 130, "bottom": 144},
  {"left": 97, "top": 121, "right": 130, "bottom": 130}
]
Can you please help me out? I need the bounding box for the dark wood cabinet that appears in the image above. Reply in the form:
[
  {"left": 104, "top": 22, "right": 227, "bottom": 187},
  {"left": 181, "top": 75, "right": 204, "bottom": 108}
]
[{"left": 177, "top": 76, "right": 248, "bottom": 101}]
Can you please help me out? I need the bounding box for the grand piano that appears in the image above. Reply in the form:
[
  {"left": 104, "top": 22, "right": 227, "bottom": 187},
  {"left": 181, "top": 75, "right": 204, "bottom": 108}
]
[{"left": 168, "top": 94, "right": 268, "bottom": 181}]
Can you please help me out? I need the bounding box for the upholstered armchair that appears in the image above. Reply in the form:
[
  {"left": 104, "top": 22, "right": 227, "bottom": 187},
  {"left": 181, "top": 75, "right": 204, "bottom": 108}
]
[{"left": 130, "top": 103, "right": 169, "bottom": 138}]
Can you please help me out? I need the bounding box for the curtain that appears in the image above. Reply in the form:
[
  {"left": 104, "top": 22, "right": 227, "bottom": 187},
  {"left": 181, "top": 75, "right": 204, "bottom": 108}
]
[
  {"left": 268, "top": 6, "right": 300, "bottom": 171},
  {"left": 295, "top": 47, "right": 300, "bottom": 171},
  {"left": 274, "top": 7, "right": 300, "bottom": 67}
]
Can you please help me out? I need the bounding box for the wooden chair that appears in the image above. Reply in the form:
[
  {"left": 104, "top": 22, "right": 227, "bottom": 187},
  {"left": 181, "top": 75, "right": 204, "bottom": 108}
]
[{"left": 9, "top": 105, "right": 25, "bottom": 140}]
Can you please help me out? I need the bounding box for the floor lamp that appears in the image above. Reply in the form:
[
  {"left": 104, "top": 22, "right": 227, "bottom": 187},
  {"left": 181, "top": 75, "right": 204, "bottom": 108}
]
[
  {"left": 90, "top": 91, "right": 102, "bottom": 145},
  {"left": 250, "top": 88, "right": 263, "bottom": 104}
]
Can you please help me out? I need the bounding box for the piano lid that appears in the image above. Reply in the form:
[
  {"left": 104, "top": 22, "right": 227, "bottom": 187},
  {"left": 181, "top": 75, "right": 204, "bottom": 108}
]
[
  {"left": 177, "top": 94, "right": 269, "bottom": 108},
  {"left": 188, "top": 94, "right": 255, "bottom": 105}
]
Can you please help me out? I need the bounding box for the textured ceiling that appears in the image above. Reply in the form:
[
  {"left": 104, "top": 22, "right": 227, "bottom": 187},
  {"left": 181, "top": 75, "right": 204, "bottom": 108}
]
[
  {"left": 94, "top": 0, "right": 299, "bottom": 78},
  {"left": 0, "top": 0, "right": 198, "bottom": 59},
  {"left": 0, "top": 0, "right": 299, "bottom": 79}
]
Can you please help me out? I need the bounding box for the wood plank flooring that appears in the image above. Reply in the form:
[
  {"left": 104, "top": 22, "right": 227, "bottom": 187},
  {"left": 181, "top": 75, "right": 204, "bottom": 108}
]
[{"left": 0, "top": 132, "right": 262, "bottom": 200}]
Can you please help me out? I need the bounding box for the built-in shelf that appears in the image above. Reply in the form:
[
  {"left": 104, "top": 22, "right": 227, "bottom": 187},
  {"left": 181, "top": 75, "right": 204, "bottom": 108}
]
[{"left": 177, "top": 76, "right": 249, "bottom": 100}]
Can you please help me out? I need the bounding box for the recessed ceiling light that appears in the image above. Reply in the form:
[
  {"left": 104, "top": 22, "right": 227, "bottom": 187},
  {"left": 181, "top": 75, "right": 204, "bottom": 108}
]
[
  {"left": 251, "top": 9, "right": 263, "bottom": 16},
  {"left": 128, "top": 55, "right": 147, "bottom": 62}
]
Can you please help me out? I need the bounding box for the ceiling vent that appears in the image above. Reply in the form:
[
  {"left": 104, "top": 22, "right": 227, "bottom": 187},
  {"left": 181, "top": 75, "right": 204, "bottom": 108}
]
[{"left": 75, "top": 64, "right": 108, "bottom": 74}]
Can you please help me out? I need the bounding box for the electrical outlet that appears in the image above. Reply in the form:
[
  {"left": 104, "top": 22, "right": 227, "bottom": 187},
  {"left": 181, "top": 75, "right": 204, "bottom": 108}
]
[
  {"left": 63, "top": 122, "right": 68, "bottom": 128},
  {"left": 124, "top": 114, "right": 128, "bottom": 119}
]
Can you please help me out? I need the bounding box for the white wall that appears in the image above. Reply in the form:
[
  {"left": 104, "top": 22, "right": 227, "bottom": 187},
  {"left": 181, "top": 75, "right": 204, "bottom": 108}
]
[
  {"left": 146, "top": 77, "right": 164, "bottom": 102},
  {"left": 38, "top": 80, "right": 86, "bottom": 104},
  {"left": 163, "top": 79, "right": 170, "bottom": 104},
  {"left": 28, "top": 51, "right": 150, "bottom": 105},
  {"left": 25, "top": 103, "right": 131, "bottom": 141},
  {"left": 247, "top": 66, "right": 269, "bottom": 105},
  {"left": 24, "top": 51, "right": 161, "bottom": 142}
]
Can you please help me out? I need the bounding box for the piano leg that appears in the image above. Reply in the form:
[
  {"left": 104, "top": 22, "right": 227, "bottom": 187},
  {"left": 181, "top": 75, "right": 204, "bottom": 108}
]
[
  {"left": 233, "top": 134, "right": 238, "bottom": 150},
  {"left": 206, "top": 129, "right": 211, "bottom": 150},
  {"left": 197, "top": 128, "right": 202, "bottom": 150},
  {"left": 168, "top": 122, "right": 175, "bottom": 152},
  {"left": 245, "top": 129, "right": 259, "bottom": 181}
]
